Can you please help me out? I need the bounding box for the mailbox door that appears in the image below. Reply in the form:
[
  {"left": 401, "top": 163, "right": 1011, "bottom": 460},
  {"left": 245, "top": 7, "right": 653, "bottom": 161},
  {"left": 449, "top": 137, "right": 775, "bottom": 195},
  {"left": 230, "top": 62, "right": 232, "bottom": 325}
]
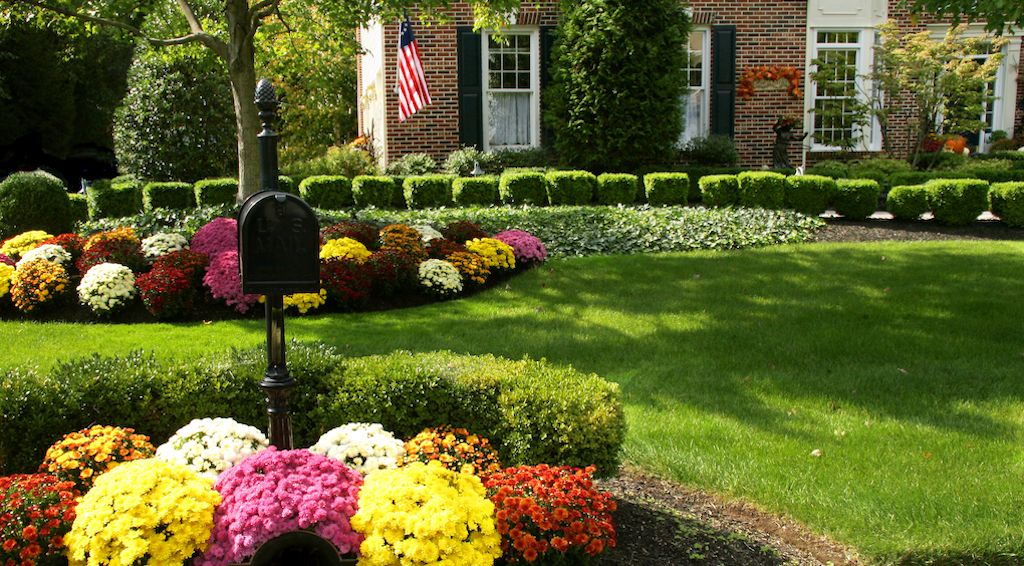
[{"left": 238, "top": 192, "right": 320, "bottom": 295}]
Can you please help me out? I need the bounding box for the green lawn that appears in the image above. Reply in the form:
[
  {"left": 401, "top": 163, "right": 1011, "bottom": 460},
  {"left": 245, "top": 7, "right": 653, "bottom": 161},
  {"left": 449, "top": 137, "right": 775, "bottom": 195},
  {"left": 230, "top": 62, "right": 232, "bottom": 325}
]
[{"left": 3, "top": 241, "right": 1024, "bottom": 563}]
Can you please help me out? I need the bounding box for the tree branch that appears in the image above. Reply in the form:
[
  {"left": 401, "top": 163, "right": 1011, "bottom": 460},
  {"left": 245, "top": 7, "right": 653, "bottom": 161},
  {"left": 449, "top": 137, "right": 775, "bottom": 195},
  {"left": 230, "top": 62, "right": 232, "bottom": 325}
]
[
  {"left": 175, "top": 0, "right": 205, "bottom": 34},
  {"left": 14, "top": 0, "right": 229, "bottom": 59},
  {"left": 249, "top": 0, "right": 278, "bottom": 22}
]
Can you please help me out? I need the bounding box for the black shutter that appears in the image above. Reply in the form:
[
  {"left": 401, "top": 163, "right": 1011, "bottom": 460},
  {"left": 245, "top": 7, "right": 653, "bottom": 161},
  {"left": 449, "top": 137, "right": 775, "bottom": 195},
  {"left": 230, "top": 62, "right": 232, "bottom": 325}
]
[
  {"left": 540, "top": 26, "right": 556, "bottom": 148},
  {"left": 711, "top": 24, "right": 736, "bottom": 138},
  {"left": 457, "top": 27, "right": 483, "bottom": 149}
]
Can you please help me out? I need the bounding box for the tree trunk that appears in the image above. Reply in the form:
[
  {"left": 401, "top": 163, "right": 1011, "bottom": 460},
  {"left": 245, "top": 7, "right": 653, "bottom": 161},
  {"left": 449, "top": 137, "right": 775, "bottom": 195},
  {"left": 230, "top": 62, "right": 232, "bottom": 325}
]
[{"left": 226, "top": 0, "right": 261, "bottom": 202}]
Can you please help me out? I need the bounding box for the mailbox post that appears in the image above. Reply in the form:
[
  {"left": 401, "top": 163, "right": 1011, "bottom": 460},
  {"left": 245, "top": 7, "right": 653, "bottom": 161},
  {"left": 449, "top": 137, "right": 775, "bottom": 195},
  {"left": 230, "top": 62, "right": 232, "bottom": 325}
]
[{"left": 239, "top": 79, "right": 320, "bottom": 450}]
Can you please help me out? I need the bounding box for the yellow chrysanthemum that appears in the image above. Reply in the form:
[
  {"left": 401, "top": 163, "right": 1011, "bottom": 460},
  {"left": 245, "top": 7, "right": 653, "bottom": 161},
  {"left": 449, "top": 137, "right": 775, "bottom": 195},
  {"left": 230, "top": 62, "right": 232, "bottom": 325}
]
[
  {"left": 464, "top": 238, "right": 516, "bottom": 271},
  {"left": 320, "top": 237, "right": 371, "bottom": 262},
  {"left": 0, "top": 230, "right": 52, "bottom": 260}
]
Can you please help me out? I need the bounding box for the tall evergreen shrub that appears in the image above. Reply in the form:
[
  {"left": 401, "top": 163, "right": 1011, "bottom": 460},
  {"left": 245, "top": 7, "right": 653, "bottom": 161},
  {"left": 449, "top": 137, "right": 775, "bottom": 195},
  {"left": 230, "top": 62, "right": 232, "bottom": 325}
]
[{"left": 546, "top": 0, "right": 690, "bottom": 171}]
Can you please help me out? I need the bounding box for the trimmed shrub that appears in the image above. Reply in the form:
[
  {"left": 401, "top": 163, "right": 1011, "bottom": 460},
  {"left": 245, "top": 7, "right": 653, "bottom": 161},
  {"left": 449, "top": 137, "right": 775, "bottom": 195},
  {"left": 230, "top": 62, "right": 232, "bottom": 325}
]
[
  {"left": 143, "top": 181, "right": 194, "bottom": 212},
  {"left": 953, "top": 161, "right": 1024, "bottom": 184},
  {"left": 596, "top": 173, "right": 638, "bottom": 205},
  {"left": 194, "top": 178, "right": 238, "bottom": 207},
  {"left": 0, "top": 346, "right": 626, "bottom": 477},
  {"left": 833, "top": 179, "right": 881, "bottom": 220},
  {"left": 86, "top": 179, "right": 142, "bottom": 220},
  {"left": 443, "top": 147, "right": 498, "bottom": 176},
  {"left": 847, "top": 158, "right": 914, "bottom": 188},
  {"left": 299, "top": 175, "right": 353, "bottom": 209},
  {"left": 0, "top": 170, "right": 71, "bottom": 237},
  {"left": 678, "top": 135, "right": 739, "bottom": 166},
  {"left": 389, "top": 176, "right": 408, "bottom": 208},
  {"left": 643, "top": 173, "right": 689, "bottom": 206},
  {"left": 886, "top": 184, "right": 931, "bottom": 221},
  {"left": 352, "top": 176, "right": 396, "bottom": 209},
  {"left": 282, "top": 146, "right": 378, "bottom": 180},
  {"left": 699, "top": 174, "right": 739, "bottom": 207},
  {"left": 545, "top": 171, "right": 597, "bottom": 206},
  {"left": 672, "top": 166, "right": 746, "bottom": 203},
  {"left": 403, "top": 175, "right": 454, "bottom": 209},
  {"left": 926, "top": 178, "right": 989, "bottom": 226},
  {"left": 68, "top": 193, "right": 89, "bottom": 226},
  {"left": 499, "top": 171, "right": 547, "bottom": 205},
  {"left": 277, "top": 175, "right": 297, "bottom": 195},
  {"left": 452, "top": 176, "right": 499, "bottom": 207},
  {"left": 785, "top": 175, "right": 835, "bottom": 215},
  {"left": 737, "top": 171, "right": 786, "bottom": 209},
  {"left": 990, "top": 182, "right": 1024, "bottom": 228}
]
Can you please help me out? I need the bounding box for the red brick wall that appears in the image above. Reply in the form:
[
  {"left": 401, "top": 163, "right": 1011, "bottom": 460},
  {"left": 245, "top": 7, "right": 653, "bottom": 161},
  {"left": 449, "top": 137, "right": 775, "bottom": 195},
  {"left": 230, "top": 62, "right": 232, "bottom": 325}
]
[
  {"left": 695, "top": 1, "right": 809, "bottom": 167},
  {"left": 361, "top": 1, "right": 1022, "bottom": 169},
  {"left": 368, "top": 2, "right": 561, "bottom": 166}
]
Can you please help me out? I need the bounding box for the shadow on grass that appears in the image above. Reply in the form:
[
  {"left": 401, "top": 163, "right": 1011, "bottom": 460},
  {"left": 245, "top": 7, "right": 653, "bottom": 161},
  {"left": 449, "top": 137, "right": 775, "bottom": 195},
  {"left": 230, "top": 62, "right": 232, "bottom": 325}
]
[{"left": 278, "top": 242, "right": 1024, "bottom": 443}]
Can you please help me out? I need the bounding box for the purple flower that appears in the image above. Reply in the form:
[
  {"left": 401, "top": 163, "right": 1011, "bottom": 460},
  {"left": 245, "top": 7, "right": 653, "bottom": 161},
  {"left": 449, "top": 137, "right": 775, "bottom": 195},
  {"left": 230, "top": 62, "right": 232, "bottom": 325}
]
[
  {"left": 494, "top": 230, "right": 548, "bottom": 266},
  {"left": 0, "top": 253, "right": 14, "bottom": 266},
  {"left": 202, "top": 250, "right": 260, "bottom": 314},
  {"left": 191, "top": 218, "right": 238, "bottom": 259},
  {"left": 196, "top": 448, "right": 364, "bottom": 566}
]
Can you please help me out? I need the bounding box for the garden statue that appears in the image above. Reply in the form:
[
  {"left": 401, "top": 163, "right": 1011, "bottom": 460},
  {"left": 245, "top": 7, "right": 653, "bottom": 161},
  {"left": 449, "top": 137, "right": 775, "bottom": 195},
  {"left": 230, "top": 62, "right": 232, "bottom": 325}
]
[{"left": 772, "top": 116, "right": 806, "bottom": 169}]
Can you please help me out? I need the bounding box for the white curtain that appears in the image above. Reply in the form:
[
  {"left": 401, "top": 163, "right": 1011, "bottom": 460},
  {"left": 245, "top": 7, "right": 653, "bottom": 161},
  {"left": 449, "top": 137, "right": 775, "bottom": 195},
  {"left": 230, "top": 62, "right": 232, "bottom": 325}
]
[
  {"left": 488, "top": 92, "right": 531, "bottom": 147},
  {"left": 679, "top": 88, "right": 705, "bottom": 145}
]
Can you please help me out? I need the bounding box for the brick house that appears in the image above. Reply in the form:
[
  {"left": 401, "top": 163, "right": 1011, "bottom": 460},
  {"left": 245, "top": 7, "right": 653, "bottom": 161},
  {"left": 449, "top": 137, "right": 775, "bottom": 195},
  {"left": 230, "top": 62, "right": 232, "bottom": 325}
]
[{"left": 357, "top": 0, "right": 1023, "bottom": 169}]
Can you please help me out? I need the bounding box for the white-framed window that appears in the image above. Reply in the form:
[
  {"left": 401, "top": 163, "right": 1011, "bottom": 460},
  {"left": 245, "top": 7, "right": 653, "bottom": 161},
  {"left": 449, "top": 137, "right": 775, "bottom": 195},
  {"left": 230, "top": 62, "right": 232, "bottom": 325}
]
[
  {"left": 809, "top": 29, "right": 878, "bottom": 151},
  {"left": 961, "top": 49, "right": 1005, "bottom": 151},
  {"left": 482, "top": 28, "right": 540, "bottom": 150},
  {"left": 679, "top": 28, "right": 711, "bottom": 145}
]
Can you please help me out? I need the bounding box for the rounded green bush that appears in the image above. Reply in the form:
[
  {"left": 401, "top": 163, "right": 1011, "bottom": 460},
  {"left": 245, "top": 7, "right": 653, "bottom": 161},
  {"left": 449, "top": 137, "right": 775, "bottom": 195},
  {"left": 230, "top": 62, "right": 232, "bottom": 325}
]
[
  {"left": 0, "top": 170, "right": 71, "bottom": 237},
  {"left": 193, "top": 178, "right": 238, "bottom": 207},
  {"left": 499, "top": 172, "right": 547, "bottom": 205},
  {"left": 143, "top": 181, "right": 195, "bottom": 212},
  {"left": 644, "top": 173, "right": 689, "bottom": 206},
  {"left": 0, "top": 345, "right": 626, "bottom": 477},
  {"left": 833, "top": 179, "right": 881, "bottom": 220},
  {"left": 452, "top": 176, "right": 499, "bottom": 207},
  {"left": 698, "top": 174, "right": 739, "bottom": 207},
  {"left": 403, "top": 175, "right": 454, "bottom": 209},
  {"left": 886, "top": 184, "right": 931, "bottom": 221},
  {"left": 926, "top": 179, "right": 990, "bottom": 226},
  {"left": 806, "top": 160, "right": 850, "bottom": 179},
  {"left": 352, "top": 176, "right": 397, "bottom": 209},
  {"left": 299, "top": 175, "right": 353, "bottom": 209},
  {"left": 737, "top": 171, "right": 786, "bottom": 210},
  {"left": 86, "top": 179, "right": 143, "bottom": 220},
  {"left": 596, "top": 173, "right": 638, "bottom": 205},
  {"left": 546, "top": 171, "right": 597, "bottom": 206},
  {"left": 68, "top": 193, "right": 89, "bottom": 226},
  {"left": 989, "top": 182, "right": 1024, "bottom": 228},
  {"left": 784, "top": 174, "right": 835, "bottom": 215}
]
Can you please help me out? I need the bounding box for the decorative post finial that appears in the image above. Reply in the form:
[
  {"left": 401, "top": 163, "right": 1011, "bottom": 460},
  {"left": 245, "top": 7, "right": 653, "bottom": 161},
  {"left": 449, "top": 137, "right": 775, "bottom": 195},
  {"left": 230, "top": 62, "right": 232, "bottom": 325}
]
[{"left": 255, "top": 78, "right": 279, "bottom": 193}]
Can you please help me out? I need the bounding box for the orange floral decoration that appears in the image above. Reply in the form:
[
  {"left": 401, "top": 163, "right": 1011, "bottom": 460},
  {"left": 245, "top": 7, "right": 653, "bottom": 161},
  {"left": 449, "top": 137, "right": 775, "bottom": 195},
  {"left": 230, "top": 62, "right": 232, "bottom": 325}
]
[{"left": 738, "top": 65, "right": 803, "bottom": 100}]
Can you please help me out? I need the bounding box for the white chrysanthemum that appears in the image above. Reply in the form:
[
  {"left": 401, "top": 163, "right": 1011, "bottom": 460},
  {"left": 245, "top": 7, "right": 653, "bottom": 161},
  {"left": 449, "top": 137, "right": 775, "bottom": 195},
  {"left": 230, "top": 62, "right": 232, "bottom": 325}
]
[
  {"left": 77, "top": 262, "right": 136, "bottom": 314},
  {"left": 16, "top": 244, "right": 70, "bottom": 268},
  {"left": 309, "top": 422, "right": 406, "bottom": 476},
  {"left": 156, "top": 417, "right": 269, "bottom": 479},
  {"left": 412, "top": 224, "right": 443, "bottom": 243},
  {"left": 142, "top": 232, "right": 189, "bottom": 260},
  {"left": 417, "top": 259, "right": 462, "bottom": 297}
]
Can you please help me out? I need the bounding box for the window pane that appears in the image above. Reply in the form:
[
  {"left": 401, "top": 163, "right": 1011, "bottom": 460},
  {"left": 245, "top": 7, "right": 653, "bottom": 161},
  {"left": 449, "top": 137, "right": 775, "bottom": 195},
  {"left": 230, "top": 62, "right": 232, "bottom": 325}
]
[
  {"left": 488, "top": 92, "right": 532, "bottom": 146},
  {"left": 517, "top": 54, "right": 530, "bottom": 71},
  {"left": 517, "top": 72, "right": 530, "bottom": 89},
  {"left": 488, "top": 54, "right": 501, "bottom": 72}
]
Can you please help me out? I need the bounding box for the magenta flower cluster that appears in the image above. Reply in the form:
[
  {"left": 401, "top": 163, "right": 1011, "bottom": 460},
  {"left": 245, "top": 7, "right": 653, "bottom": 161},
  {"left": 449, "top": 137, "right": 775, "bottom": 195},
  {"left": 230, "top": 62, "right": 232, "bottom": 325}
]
[
  {"left": 191, "top": 218, "right": 238, "bottom": 258},
  {"left": 0, "top": 253, "right": 13, "bottom": 266},
  {"left": 494, "top": 230, "right": 548, "bottom": 265},
  {"left": 202, "top": 250, "right": 259, "bottom": 313},
  {"left": 196, "top": 448, "right": 364, "bottom": 566}
]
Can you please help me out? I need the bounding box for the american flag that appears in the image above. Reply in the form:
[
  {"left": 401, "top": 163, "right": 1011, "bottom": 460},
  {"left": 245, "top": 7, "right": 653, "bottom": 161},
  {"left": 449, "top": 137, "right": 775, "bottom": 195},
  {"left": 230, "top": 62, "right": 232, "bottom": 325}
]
[{"left": 397, "top": 15, "right": 431, "bottom": 122}]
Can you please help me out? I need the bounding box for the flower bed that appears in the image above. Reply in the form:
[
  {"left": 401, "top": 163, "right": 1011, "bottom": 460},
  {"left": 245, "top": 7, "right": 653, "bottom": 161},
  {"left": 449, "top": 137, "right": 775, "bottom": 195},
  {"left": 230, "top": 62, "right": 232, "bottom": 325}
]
[
  {"left": 0, "top": 219, "right": 547, "bottom": 322},
  {"left": 0, "top": 417, "right": 618, "bottom": 566}
]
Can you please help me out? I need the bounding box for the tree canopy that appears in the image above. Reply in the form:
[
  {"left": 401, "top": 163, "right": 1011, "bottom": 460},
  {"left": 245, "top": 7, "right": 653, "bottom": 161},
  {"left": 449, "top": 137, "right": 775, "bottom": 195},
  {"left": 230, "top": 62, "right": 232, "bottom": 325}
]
[
  {"left": 7, "top": 0, "right": 523, "bottom": 199},
  {"left": 907, "top": 0, "right": 1024, "bottom": 33}
]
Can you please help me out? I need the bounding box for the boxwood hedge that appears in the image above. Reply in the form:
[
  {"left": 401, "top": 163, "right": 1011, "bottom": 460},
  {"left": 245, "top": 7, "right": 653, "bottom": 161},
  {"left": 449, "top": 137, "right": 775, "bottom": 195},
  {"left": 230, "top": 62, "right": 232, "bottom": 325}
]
[
  {"left": 546, "top": 171, "right": 597, "bottom": 206},
  {"left": 0, "top": 344, "right": 626, "bottom": 477},
  {"left": 403, "top": 175, "right": 454, "bottom": 209},
  {"left": 352, "top": 176, "right": 397, "bottom": 209},
  {"left": 698, "top": 174, "right": 739, "bottom": 207},
  {"left": 452, "top": 176, "right": 499, "bottom": 207},
  {"left": 0, "top": 170, "right": 71, "bottom": 237},
  {"left": 596, "top": 173, "right": 639, "bottom": 205},
  {"left": 193, "top": 178, "right": 238, "bottom": 207},
  {"left": 499, "top": 171, "right": 547, "bottom": 205},
  {"left": 833, "top": 179, "right": 881, "bottom": 220},
  {"left": 784, "top": 174, "right": 835, "bottom": 215},
  {"left": 737, "top": 171, "right": 786, "bottom": 210},
  {"left": 886, "top": 184, "right": 931, "bottom": 221},
  {"left": 299, "top": 175, "right": 353, "bottom": 210},
  {"left": 643, "top": 173, "right": 689, "bottom": 206},
  {"left": 989, "top": 182, "right": 1024, "bottom": 228},
  {"left": 143, "top": 181, "right": 195, "bottom": 212},
  {"left": 927, "top": 179, "right": 990, "bottom": 226},
  {"left": 86, "top": 179, "right": 143, "bottom": 220}
]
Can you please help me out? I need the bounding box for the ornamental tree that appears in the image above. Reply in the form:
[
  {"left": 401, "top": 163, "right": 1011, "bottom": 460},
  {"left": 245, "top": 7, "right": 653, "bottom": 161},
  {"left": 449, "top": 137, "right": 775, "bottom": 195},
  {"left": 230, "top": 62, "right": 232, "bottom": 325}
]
[{"left": 8, "top": 0, "right": 524, "bottom": 201}]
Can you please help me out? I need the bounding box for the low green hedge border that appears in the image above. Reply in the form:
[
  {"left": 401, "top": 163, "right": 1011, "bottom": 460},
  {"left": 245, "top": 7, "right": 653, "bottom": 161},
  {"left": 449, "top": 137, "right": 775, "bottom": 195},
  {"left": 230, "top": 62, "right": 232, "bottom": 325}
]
[
  {"left": 785, "top": 175, "right": 835, "bottom": 216},
  {"left": 0, "top": 344, "right": 625, "bottom": 477},
  {"left": 452, "top": 176, "right": 500, "bottom": 207},
  {"left": 644, "top": 173, "right": 689, "bottom": 206},
  {"left": 886, "top": 185, "right": 931, "bottom": 221},
  {"left": 990, "top": 182, "right": 1024, "bottom": 228},
  {"left": 833, "top": 179, "right": 881, "bottom": 221},
  {"left": 86, "top": 179, "right": 143, "bottom": 220},
  {"left": 143, "top": 181, "right": 194, "bottom": 212},
  {"left": 403, "top": 175, "right": 454, "bottom": 209},
  {"left": 596, "top": 173, "right": 639, "bottom": 205},
  {"left": 738, "top": 172, "right": 785, "bottom": 210},
  {"left": 194, "top": 178, "right": 237, "bottom": 207},
  {"left": 299, "top": 175, "right": 353, "bottom": 210},
  {"left": 352, "top": 175, "right": 396, "bottom": 209},
  {"left": 546, "top": 171, "right": 597, "bottom": 206},
  {"left": 699, "top": 174, "right": 739, "bottom": 207},
  {"left": 927, "top": 178, "right": 990, "bottom": 226},
  {"left": 499, "top": 171, "right": 547, "bottom": 205}
]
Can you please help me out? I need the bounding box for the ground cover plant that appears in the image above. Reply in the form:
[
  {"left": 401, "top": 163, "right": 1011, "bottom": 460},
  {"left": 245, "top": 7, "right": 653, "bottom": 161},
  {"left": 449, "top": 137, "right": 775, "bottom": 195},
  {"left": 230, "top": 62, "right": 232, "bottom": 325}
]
[{"left": 2, "top": 241, "right": 1022, "bottom": 564}]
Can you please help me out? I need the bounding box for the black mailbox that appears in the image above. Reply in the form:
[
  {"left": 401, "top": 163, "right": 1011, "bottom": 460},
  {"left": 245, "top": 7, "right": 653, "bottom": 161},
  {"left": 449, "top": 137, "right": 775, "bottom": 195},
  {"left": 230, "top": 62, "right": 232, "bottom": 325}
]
[{"left": 238, "top": 191, "right": 320, "bottom": 295}]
